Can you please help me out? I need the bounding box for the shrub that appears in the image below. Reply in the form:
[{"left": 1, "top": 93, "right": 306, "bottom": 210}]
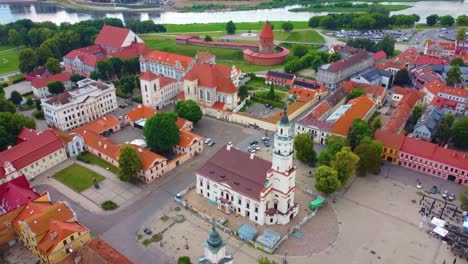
[
  {"left": 12, "top": 76, "right": 26, "bottom": 84},
  {"left": 33, "top": 110, "right": 44, "bottom": 119},
  {"left": 178, "top": 256, "right": 191, "bottom": 264},
  {"left": 142, "top": 239, "right": 152, "bottom": 246},
  {"left": 137, "top": 234, "right": 143, "bottom": 240},
  {"left": 160, "top": 215, "right": 170, "bottom": 222},
  {"left": 116, "top": 89, "right": 130, "bottom": 98},
  {"left": 174, "top": 206, "right": 181, "bottom": 212},
  {"left": 151, "top": 233, "right": 162, "bottom": 242},
  {"left": 132, "top": 96, "right": 142, "bottom": 103},
  {"left": 77, "top": 152, "right": 91, "bottom": 163},
  {"left": 101, "top": 200, "right": 118, "bottom": 210},
  {"left": 0, "top": 83, "right": 8, "bottom": 89}
]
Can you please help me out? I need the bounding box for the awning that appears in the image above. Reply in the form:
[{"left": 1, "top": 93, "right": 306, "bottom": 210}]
[
  {"left": 431, "top": 217, "right": 445, "bottom": 227},
  {"left": 433, "top": 226, "right": 448, "bottom": 237}
]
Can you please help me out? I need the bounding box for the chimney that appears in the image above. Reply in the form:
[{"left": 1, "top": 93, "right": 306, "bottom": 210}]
[
  {"left": 226, "top": 142, "right": 232, "bottom": 151},
  {"left": 250, "top": 150, "right": 256, "bottom": 160},
  {"left": 98, "top": 141, "right": 102, "bottom": 146},
  {"left": 104, "top": 144, "right": 107, "bottom": 149},
  {"left": 7, "top": 146, "right": 11, "bottom": 149}
]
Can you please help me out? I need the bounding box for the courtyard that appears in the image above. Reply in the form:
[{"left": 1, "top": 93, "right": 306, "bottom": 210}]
[
  {"left": 53, "top": 163, "right": 105, "bottom": 192},
  {"left": 243, "top": 101, "right": 282, "bottom": 119}
]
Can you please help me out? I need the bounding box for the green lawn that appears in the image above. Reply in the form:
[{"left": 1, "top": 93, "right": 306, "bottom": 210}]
[
  {"left": 274, "top": 30, "right": 324, "bottom": 43},
  {"left": 163, "top": 21, "right": 310, "bottom": 33},
  {"left": 289, "top": 4, "right": 411, "bottom": 12},
  {"left": 254, "top": 90, "right": 287, "bottom": 102},
  {"left": 244, "top": 77, "right": 266, "bottom": 88},
  {"left": 140, "top": 35, "right": 285, "bottom": 72},
  {"left": 0, "top": 45, "right": 16, "bottom": 52},
  {"left": 0, "top": 47, "right": 22, "bottom": 75},
  {"left": 54, "top": 164, "right": 105, "bottom": 192},
  {"left": 77, "top": 152, "right": 120, "bottom": 175}
]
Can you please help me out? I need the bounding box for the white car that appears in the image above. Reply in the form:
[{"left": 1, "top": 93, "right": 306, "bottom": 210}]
[
  {"left": 204, "top": 138, "right": 212, "bottom": 144},
  {"left": 416, "top": 182, "right": 422, "bottom": 189}
]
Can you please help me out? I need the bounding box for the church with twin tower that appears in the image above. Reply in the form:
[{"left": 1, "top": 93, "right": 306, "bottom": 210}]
[{"left": 195, "top": 107, "right": 298, "bottom": 226}]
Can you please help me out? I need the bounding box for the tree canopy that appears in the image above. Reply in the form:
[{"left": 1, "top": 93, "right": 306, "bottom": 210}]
[
  {"left": 0, "top": 112, "right": 36, "bottom": 151},
  {"left": 225, "top": 21, "right": 236, "bottom": 34},
  {"left": 452, "top": 117, "right": 468, "bottom": 149},
  {"left": 47, "top": 81, "right": 65, "bottom": 95},
  {"left": 18, "top": 48, "right": 38, "bottom": 73},
  {"left": 410, "top": 103, "right": 424, "bottom": 126},
  {"left": 440, "top": 15, "right": 455, "bottom": 27},
  {"left": 294, "top": 133, "right": 317, "bottom": 166},
  {"left": 331, "top": 147, "right": 359, "bottom": 185},
  {"left": 426, "top": 14, "right": 439, "bottom": 26},
  {"left": 45, "top": 57, "right": 61, "bottom": 74},
  {"left": 457, "top": 27, "right": 466, "bottom": 41},
  {"left": 314, "top": 165, "right": 341, "bottom": 195},
  {"left": 347, "top": 118, "right": 373, "bottom": 150},
  {"left": 118, "top": 145, "right": 142, "bottom": 182},
  {"left": 10, "top": 91, "right": 22, "bottom": 106},
  {"left": 393, "top": 69, "right": 411, "bottom": 86},
  {"left": 143, "top": 112, "right": 180, "bottom": 153},
  {"left": 281, "top": 21, "right": 294, "bottom": 32},
  {"left": 347, "top": 88, "right": 365, "bottom": 101},
  {"left": 446, "top": 65, "right": 462, "bottom": 86},
  {"left": 176, "top": 100, "right": 203, "bottom": 124},
  {"left": 70, "top": 73, "right": 85, "bottom": 83},
  {"left": 354, "top": 138, "right": 383, "bottom": 175}
]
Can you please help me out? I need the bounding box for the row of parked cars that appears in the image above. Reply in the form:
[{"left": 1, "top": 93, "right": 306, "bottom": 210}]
[
  {"left": 204, "top": 138, "right": 216, "bottom": 147},
  {"left": 427, "top": 185, "right": 455, "bottom": 201},
  {"left": 246, "top": 137, "right": 270, "bottom": 153}
]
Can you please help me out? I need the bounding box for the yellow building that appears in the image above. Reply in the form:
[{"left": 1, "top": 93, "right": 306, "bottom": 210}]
[
  {"left": 374, "top": 130, "right": 405, "bottom": 164},
  {"left": 0, "top": 128, "right": 67, "bottom": 184},
  {"left": 37, "top": 220, "right": 91, "bottom": 264}
]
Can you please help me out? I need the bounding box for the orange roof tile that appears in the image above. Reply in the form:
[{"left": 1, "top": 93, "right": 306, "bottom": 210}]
[
  {"left": 38, "top": 221, "right": 87, "bottom": 255},
  {"left": 77, "top": 115, "right": 120, "bottom": 135},
  {"left": 266, "top": 101, "right": 305, "bottom": 123},
  {"left": 331, "top": 96, "right": 375, "bottom": 136},
  {"left": 183, "top": 64, "right": 238, "bottom": 94},
  {"left": 179, "top": 130, "right": 203, "bottom": 148},
  {"left": 74, "top": 129, "right": 120, "bottom": 160},
  {"left": 143, "top": 50, "right": 193, "bottom": 70},
  {"left": 13, "top": 200, "right": 53, "bottom": 230},
  {"left": 311, "top": 101, "right": 332, "bottom": 119},
  {"left": 126, "top": 144, "right": 166, "bottom": 171},
  {"left": 125, "top": 105, "right": 157, "bottom": 123},
  {"left": 24, "top": 203, "right": 75, "bottom": 238},
  {"left": 288, "top": 87, "right": 317, "bottom": 102},
  {"left": 374, "top": 129, "right": 405, "bottom": 149},
  {"left": 400, "top": 136, "right": 437, "bottom": 159}
]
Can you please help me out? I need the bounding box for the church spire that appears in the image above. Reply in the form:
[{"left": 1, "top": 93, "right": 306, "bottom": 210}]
[{"left": 280, "top": 104, "right": 289, "bottom": 124}]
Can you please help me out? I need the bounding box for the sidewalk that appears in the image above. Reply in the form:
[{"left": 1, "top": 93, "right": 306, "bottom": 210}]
[{"left": 32, "top": 158, "right": 150, "bottom": 215}]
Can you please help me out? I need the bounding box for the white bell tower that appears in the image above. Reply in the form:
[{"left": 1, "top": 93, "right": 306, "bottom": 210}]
[{"left": 272, "top": 106, "right": 294, "bottom": 173}]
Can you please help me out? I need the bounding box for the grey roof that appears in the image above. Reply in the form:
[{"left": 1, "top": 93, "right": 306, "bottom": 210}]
[
  {"left": 431, "top": 65, "right": 468, "bottom": 74},
  {"left": 326, "top": 87, "right": 348, "bottom": 106},
  {"left": 414, "top": 106, "right": 445, "bottom": 134},
  {"left": 359, "top": 68, "right": 392, "bottom": 82},
  {"left": 280, "top": 106, "right": 289, "bottom": 124}
]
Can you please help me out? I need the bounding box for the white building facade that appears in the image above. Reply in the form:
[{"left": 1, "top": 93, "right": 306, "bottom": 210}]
[
  {"left": 195, "top": 108, "right": 299, "bottom": 226},
  {"left": 42, "top": 79, "right": 117, "bottom": 131},
  {"left": 140, "top": 71, "right": 181, "bottom": 110}
]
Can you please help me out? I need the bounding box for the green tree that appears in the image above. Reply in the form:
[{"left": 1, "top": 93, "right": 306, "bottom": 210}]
[
  {"left": 317, "top": 150, "right": 333, "bottom": 166},
  {"left": 446, "top": 65, "right": 462, "bottom": 86},
  {"left": 321, "top": 16, "right": 337, "bottom": 30},
  {"left": 36, "top": 45, "right": 55, "bottom": 65},
  {"left": 440, "top": 15, "right": 455, "bottom": 27},
  {"left": 331, "top": 147, "right": 359, "bottom": 185},
  {"left": 176, "top": 100, "right": 203, "bottom": 124},
  {"left": 143, "top": 112, "right": 180, "bottom": 153},
  {"left": 225, "top": 20, "right": 236, "bottom": 34},
  {"left": 120, "top": 75, "right": 136, "bottom": 101},
  {"left": 372, "top": 115, "right": 382, "bottom": 132},
  {"left": 238, "top": 85, "right": 248, "bottom": 100},
  {"left": 90, "top": 71, "right": 102, "bottom": 81},
  {"left": 328, "top": 52, "right": 341, "bottom": 62},
  {"left": 204, "top": 35, "right": 213, "bottom": 41},
  {"left": 10, "top": 91, "right": 22, "bottom": 106},
  {"left": 47, "top": 81, "right": 65, "bottom": 95},
  {"left": 457, "top": 27, "right": 466, "bottom": 40},
  {"left": 412, "top": 14, "right": 420, "bottom": 22},
  {"left": 293, "top": 45, "right": 309, "bottom": 58},
  {"left": 426, "top": 14, "right": 439, "bottom": 26},
  {"left": 18, "top": 48, "right": 38, "bottom": 73},
  {"left": 393, "top": 69, "right": 411, "bottom": 86},
  {"left": 267, "top": 84, "right": 275, "bottom": 100},
  {"left": 35, "top": 99, "right": 42, "bottom": 111},
  {"left": 452, "top": 117, "right": 468, "bottom": 149},
  {"left": 281, "top": 21, "right": 294, "bottom": 32},
  {"left": 451, "top": 57, "right": 465, "bottom": 67},
  {"left": 0, "top": 95, "right": 16, "bottom": 113},
  {"left": 45, "top": 58, "right": 61, "bottom": 74},
  {"left": 354, "top": 140, "right": 382, "bottom": 175},
  {"left": 118, "top": 145, "right": 142, "bottom": 182},
  {"left": 26, "top": 98, "right": 33, "bottom": 106},
  {"left": 347, "top": 118, "right": 373, "bottom": 150},
  {"left": 97, "top": 60, "right": 114, "bottom": 80},
  {"left": 347, "top": 88, "right": 365, "bottom": 101},
  {"left": 8, "top": 29, "right": 23, "bottom": 48},
  {"left": 352, "top": 14, "right": 376, "bottom": 30},
  {"left": 258, "top": 256, "right": 278, "bottom": 264},
  {"left": 0, "top": 112, "right": 35, "bottom": 150},
  {"left": 294, "top": 133, "right": 317, "bottom": 166},
  {"left": 457, "top": 15, "right": 468, "bottom": 26},
  {"left": 308, "top": 16, "right": 322, "bottom": 28},
  {"left": 314, "top": 165, "right": 341, "bottom": 195},
  {"left": 410, "top": 103, "right": 424, "bottom": 126},
  {"left": 178, "top": 256, "right": 191, "bottom": 264},
  {"left": 70, "top": 73, "right": 85, "bottom": 84},
  {"left": 374, "top": 35, "right": 395, "bottom": 57}
]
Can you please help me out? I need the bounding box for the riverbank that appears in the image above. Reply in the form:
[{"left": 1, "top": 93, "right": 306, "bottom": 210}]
[
  {"left": 39, "top": 0, "right": 164, "bottom": 13},
  {"left": 289, "top": 3, "right": 411, "bottom": 13}
]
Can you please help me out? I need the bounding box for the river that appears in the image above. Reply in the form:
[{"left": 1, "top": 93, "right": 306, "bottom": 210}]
[{"left": 0, "top": 1, "right": 467, "bottom": 25}]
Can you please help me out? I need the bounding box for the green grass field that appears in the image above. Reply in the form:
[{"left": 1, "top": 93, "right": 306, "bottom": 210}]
[
  {"left": 164, "top": 21, "right": 310, "bottom": 33},
  {"left": 289, "top": 4, "right": 411, "bottom": 12},
  {"left": 0, "top": 45, "right": 16, "bottom": 52},
  {"left": 0, "top": 47, "right": 22, "bottom": 75},
  {"left": 274, "top": 30, "right": 324, "bottom": 43},
  {"left": 54, "top": 164, "right": 105, "bottom": 192},
  {"left": 77, "top": 152, "right": 120, "bottom": 175},
  {"left": 140, "top": 35, "right": 285, "bottom": 72}
]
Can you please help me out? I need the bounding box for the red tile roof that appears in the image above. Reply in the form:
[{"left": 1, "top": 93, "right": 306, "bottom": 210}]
[
  {"left": 426, "top": 41, "right": 456, "bottom": 52},
  {"left": 415, "top": 55, "right": 450, "bottom": 66},
  {"left": 265, "top": 71, "right": 295, "bottom": 86},
  {"left": 38, "top": 220, "right": 87, "bottom": 255},
  {"left": 178, "top": 91, "right": 185, "bottom": 100},
  {"left": 31, "top": 72, "right": 70, "bottom": 89},
  {"left": 143, "top": 50, "right": 193, "bottom": 70},
  {"left": 64, "top": 45, "right": 107, "bottom": 68},
  {"left": 374, "top": 129, "right": 405, "bottom": 149},
  {"left": 331, "top": 96, "right": 375, "bottom": 136},
  {"left": 94, "top": 25, "right": 131, "bottom": 49},
  {"left": 74, "top": 129, "right": 120, "bottom": 161},
  {"left": 125, "top": 104, "right": 157, "bottom": 122},
  {"left": 86, "top": 237, "right": 133, "bottom": 264},
  {"left": 77, "top": 115, "right": 120, "bottom": 135},
  {"left": 13, "top": 200, "right": 53, "bottom": 230},
  {"left": 183, "top": 64, "right": 238, "bottom": 94},
  {"left": 196, "top": 145, "right": 272, "bottom": 200},
  {"left": 23, "top": 202, "right": 75, "bottom": 237},
  {"left": 310, "top": 101, "right": 332, "bottom": 119},
  {"left": 0, "top": 129, "right": 65, "bottom": 179},
  {"left": 196, "top": 51, "right": 215, "bottom": 64},
  {"left": 400, "top": 136, "right": 437, "bottom": 159},
  {"left": 383, "top": 90, "right": 423, "bottom": 133},
  {"left": 111, "top": 42, "right": 150, "bottom": 59},
  {"left": 433, "top": 147, "right": 468, "bottom": 170},
  {"left": 127, "top": 144, "right": 166, "bottom": 171},
  {"left": 0, "top": 175, "right": 41, "bottom": 214},
  {"left": 373, "top": 51, "right": 387, "bottom": 61},
  {"left": 259, "top": 22, "right": 274, "bottom": 39},
  {"left": 288, "top": 87, "right": 316, "bottom": 102},
  {"left": 325, "top": 50, "right": 374, "bottom": 72},
  {"left": 430, "top": 97, "right": 460, "bottom": 111},
  {"left": 140, "top": 71, "right": 159, "bottom": 81},
  {"left": 376, "top": 47, "right": 419, "bottom": 70},
  {"left": 178, "top": 130, "right": 202, "bottom": 148}
]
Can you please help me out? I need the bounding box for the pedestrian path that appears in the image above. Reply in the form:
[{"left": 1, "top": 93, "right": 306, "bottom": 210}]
[{"left": 32, "top": 158, "right": 149, "bottom": 215}]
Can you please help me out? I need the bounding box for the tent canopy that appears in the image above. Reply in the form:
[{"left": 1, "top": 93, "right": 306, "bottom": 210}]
[
  {"left": 431, "top": 217, "right": 445, "bottom": 227},
  {"left": 433, "top": 226, "right": 448, "bottom": 237}
]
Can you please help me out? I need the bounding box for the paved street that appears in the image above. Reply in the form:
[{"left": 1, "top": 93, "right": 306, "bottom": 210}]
[
  {"left": 34, "top": 117, "right": 263, "bottom": 263},
  {"left": 409, "top": 28, "right": 458, "bottom": 52}
]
